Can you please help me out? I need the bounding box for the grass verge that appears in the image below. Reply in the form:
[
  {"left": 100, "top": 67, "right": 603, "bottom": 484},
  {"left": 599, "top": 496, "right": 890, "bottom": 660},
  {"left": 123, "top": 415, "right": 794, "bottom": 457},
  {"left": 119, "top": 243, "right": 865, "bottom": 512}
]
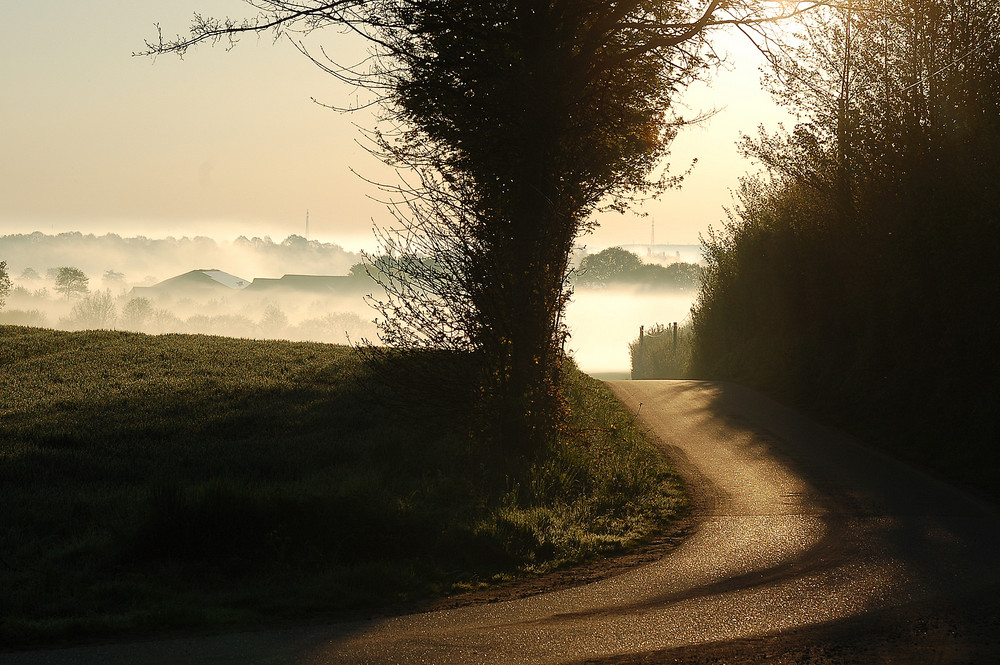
[{"left": 0, "top": 325, "right": 684, "bottom": 647}]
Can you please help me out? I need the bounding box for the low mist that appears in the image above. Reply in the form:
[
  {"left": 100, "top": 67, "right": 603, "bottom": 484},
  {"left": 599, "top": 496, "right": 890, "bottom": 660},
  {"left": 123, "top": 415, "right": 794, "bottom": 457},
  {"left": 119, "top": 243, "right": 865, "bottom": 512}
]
[
  {"left": 0, "top": 232, "right": 372, "bottom": 345},
  {"left": 0, "top": 232, "right": 359, "bottom": 287},
  {"left": 2, "top": 284, "right": 378, "bottom": 346},
  {"left": 565, "top": 287, "right": 697, "bottom": 375},
  {"left": 1, "top": 233, "right": 700, "bottom": 374}
]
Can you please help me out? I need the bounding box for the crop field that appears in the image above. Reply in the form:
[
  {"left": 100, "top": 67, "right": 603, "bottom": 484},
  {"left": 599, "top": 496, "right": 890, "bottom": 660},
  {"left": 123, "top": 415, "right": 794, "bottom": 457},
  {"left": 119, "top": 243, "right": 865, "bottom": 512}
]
[{"left": 0, "top": 326, "right": 684, "bottom": 646}]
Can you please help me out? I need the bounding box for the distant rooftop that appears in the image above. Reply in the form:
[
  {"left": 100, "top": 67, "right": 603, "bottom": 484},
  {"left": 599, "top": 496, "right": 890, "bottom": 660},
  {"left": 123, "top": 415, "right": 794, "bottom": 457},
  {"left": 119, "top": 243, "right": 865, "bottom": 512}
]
[
  {"left": 132, "top": 269, "right": 250, "bottom": 295},
  {"left": 195, "top": 269, "right": 250, "bottom": 290},
  {"left": 243, "top": 274, "right": 357, "bottom": 293}
]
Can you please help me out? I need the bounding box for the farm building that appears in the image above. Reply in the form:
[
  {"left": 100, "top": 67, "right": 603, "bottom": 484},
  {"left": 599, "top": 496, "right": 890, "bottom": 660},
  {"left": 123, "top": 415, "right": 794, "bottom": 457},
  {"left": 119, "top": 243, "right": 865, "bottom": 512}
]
[
  {"left": 130, "top": 270, "right": 365, "bottom": 301},
  {"left": 130, "top": 269, "right": 250, "bottom": 299},
  {"left": 242, "top": 274, "right": 360, "bottom": 295}
]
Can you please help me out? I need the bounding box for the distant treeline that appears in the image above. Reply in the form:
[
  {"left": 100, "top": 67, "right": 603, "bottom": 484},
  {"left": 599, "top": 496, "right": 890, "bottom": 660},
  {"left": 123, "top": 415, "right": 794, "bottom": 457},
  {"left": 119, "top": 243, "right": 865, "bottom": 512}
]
[
  {"left": 0, "top": 232, "right": 359, "bottom": 285},
  {"left": 575, "top": 247, "right": 702, "bottom": 290},
  {"left": 0, "top": 258, "right": 378, "bottom": 344},
  {"left": 689, "top": 1, "right": 1000, "bottom": 495}
]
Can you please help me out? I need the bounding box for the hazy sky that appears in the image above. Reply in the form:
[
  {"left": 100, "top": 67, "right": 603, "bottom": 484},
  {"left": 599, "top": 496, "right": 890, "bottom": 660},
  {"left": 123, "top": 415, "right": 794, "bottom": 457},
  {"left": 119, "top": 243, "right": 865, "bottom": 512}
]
[{"left": 1, "top": 1, "right": 792, "bottom": 252}]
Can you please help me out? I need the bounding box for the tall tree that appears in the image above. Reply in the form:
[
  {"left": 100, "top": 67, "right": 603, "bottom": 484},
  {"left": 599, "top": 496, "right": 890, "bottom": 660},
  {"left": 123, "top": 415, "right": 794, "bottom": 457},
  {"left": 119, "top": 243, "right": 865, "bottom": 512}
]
[{"left": 143, "top": 0, "right": 820, "bottom": 453}]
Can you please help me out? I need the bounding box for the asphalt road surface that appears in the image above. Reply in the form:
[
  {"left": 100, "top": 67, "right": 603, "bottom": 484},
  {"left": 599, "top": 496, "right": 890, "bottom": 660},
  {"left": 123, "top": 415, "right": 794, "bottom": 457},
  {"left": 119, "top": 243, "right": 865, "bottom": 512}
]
[{"left": 6, "top": 380, "right": 1000, "bottom": 664}]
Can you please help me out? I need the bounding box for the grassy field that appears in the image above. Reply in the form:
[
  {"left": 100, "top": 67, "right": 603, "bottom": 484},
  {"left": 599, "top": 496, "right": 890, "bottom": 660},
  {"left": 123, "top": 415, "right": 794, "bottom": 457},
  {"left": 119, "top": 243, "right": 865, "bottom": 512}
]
[{"left": 0, "top": 325, "right": 684, "bottom": 647}]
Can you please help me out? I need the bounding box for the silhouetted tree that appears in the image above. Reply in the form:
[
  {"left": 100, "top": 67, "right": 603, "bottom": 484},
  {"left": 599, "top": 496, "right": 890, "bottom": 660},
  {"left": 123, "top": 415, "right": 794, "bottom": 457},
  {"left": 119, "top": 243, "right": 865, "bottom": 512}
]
[{"left": 142, "top": 0, "right": 825, "bottom": 453}]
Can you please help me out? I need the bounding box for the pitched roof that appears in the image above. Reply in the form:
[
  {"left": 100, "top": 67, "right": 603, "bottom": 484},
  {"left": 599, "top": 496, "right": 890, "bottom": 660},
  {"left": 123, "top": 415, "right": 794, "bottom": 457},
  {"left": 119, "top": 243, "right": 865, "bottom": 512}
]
[
  {"left": 132, "top": 269, "right": 250, "bottom": 295},
  {"left": 197, "top": 269, "right": 250, "bottom": 290}
]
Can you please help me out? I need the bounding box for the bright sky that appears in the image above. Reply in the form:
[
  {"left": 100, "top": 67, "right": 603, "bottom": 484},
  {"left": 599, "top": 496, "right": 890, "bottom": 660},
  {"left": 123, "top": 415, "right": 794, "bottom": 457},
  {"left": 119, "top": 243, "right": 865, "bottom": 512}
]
[{"left": 1, "top": 1, "right": 793, "bottom": 253}]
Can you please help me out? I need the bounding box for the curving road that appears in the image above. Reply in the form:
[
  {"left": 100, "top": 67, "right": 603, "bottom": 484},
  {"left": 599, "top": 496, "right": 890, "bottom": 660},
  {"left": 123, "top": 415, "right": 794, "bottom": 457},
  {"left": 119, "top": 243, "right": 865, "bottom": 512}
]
[{"left": 7, "top": 380, "right": 1000, "bottom": 664}]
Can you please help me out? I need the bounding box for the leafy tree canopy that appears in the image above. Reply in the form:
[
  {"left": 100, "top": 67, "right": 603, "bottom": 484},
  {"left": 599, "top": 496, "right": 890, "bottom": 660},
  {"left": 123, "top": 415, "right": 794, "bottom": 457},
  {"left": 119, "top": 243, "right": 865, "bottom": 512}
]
[
  {"left": 142, "top": 0, "right": 821, "bottom": 452},
  {"left": 578, "top": 247, "right": 702, "bottom": 289},
  {"left": 579, "top": 248, "right": 645, "bottom": 284},
  {"left": 54, "top": 267, "right": 90, "bottom": 300}
]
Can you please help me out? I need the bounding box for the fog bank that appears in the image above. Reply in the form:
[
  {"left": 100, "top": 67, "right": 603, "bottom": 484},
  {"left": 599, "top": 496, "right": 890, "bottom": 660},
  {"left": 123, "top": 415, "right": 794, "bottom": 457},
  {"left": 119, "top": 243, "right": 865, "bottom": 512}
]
[
  {"left": 565, "top": 287, "right": 697, "bottom": 374},
  {"left": 0, "top": 232, "right": 699, "bottom": 372},
  {"left": 0, "top": 232, "right": 359, "bottom": 286}
]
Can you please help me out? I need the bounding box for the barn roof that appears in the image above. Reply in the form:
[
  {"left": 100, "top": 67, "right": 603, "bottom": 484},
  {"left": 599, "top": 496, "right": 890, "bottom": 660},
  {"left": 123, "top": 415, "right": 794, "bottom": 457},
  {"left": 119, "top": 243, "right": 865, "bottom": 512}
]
[{"left": 131, "top": 269, "right": 250, "bottom": 297}]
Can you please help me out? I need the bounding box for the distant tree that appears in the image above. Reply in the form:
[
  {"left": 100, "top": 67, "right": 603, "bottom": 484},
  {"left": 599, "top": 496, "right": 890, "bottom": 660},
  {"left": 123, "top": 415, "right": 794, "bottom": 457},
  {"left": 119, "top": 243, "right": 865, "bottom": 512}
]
[
  {"left": 0, "top": 261, "right": 11, "bottom": 310},
  {"left": 54, "top": 267, "right": 89, "bottom": 299},
  {"left": 631, "top": 263, "right": 670, "bottom": 284},
  {"left": 19, "top": 267, "right": 40, "bottom": 280},
  {"left": 259, "top": 304, "right": 289, "bottom": 337},
  {"left": 103, "top": 269, "right": 126, "bottom": 284},
  {"left": 0, "top": 309, "right": 48, "bottom": 327},
  {"left": 661, "top": 262, "right": 703, "bottom": 289},
  {"left": 63, "top": 289, "right": 117, "bottom": 329},
  {"left": 578, "top": 249, "right": 702, "bottom": 289},
  {"left": 121, "top": 297, "right": 154, "bottom": 330},
  {"left": 348, "top": 262, "right": 370, "bottom": 281},
  {"left": 280, "top": 235, "right": 309, "bottom": 249},
  {"left": 578, "top": 247, "right": 645, "bottom": 286}
]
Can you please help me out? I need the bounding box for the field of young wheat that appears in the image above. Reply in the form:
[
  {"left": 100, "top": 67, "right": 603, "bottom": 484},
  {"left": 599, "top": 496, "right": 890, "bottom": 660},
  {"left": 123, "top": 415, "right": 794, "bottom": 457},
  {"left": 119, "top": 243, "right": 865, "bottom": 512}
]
[{"left": 0, "top": 325, "right": 683, "bottom": 646}]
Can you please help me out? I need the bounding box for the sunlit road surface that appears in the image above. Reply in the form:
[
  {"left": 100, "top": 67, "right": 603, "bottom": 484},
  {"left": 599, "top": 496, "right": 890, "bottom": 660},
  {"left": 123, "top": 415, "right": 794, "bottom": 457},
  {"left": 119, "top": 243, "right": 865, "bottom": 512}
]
[{"left": 7, "top": 380, "right": 1000, "bottom": 664}]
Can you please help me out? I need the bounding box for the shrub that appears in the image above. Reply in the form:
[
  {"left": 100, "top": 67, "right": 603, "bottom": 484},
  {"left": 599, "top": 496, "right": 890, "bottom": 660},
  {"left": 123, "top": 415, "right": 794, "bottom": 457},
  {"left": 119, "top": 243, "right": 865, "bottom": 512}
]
[
  {"left": 61, "top": 289, "right": 117, "bottom": 329},
  {"left": 629, "top": 322, "right": 692, "bottom": 379}
]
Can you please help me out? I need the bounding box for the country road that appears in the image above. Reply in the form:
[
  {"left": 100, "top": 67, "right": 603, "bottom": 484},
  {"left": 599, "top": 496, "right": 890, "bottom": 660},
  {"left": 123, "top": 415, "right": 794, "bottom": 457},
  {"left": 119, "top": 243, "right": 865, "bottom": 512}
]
[{"left": 6, "top": 380, "right": 1000, "bottom": 664}]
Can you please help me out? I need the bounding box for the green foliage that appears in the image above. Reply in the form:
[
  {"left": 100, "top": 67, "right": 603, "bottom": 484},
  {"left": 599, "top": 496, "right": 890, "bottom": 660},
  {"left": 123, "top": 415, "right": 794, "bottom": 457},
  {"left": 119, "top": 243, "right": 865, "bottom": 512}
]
[
  {"left": 0, "top": 327, "right": 682, "bottom": 645},
  {"left": 577, "top": 247, "right": 702, "bottom": 290},
  {"left": 53, "top": 266, "right": 89, "bottom": 300},
  {"left": 629, "top": 322, "right": 692, "bottom": 380},
  {"left": 579, "top": 247, "right": 645, "bottom": 284},
  {"left": 477, "top": 366, "right": 685, "bottom": 573}
]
